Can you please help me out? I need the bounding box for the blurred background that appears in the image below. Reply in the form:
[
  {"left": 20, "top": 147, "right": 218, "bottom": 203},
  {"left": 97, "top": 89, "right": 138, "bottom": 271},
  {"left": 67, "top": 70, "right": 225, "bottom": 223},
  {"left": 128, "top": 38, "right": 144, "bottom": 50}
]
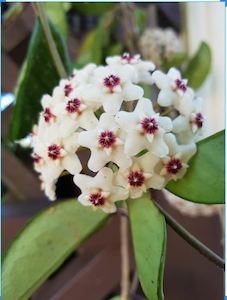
[{"left": 2, "top": 2, "right": 225, "bottom": 300}]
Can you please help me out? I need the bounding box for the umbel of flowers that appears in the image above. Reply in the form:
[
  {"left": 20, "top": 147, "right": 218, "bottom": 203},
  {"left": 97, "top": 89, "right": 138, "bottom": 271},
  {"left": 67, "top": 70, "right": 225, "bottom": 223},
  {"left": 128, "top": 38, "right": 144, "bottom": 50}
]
[{"left": 30, "top": 53, "right": 204, "bottom": 213}]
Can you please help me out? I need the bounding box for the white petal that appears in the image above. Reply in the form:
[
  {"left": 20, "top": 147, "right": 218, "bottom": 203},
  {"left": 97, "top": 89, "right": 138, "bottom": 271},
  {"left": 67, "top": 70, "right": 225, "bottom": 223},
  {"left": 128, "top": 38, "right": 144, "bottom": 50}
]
[
  {"left": 102, "top": 93, "right": 123, "bottom": 114},
  {"left": 88, "top": 149, "right": 109, "bottom": 172},
  {"left": 115, "top": 111, "right": 138, "bottom": 131},
  {"left": 172, "top": 115, "right": 189, "bottom": 133},
  {"left": 135, "top": 98, "right": 155, "bottom": 115},
  {"left": 150, "top": 134, "right": 169, "bottom": 157},
  {"left": 157, "top": 90, "right": 175, "bottom": 107},
  {"left": 152, "top": 70, "right": 170, "bottom": 89},
  {"left": 147, "top": 174, "right": 165, "bottom": 189},
  {"left": 124, "top": 132, "right": 148, "bottom": 156},
  {"left": 167, "top": 68, "right": 181, "bottom": 81},
  {"left": 102, "top": 203, "right": 117, "bottom": 213},
  {"left": 63, "top": 154, "right": 82, "bottom": 174},
  {"left": 164, "top": 133, "right": 178, "bottom": 156},
  {"left": 158, "top": 116, "right": 172, "bottom": 132},
  {"left": 123, "top": 83, "right": 144, "bottom": 101},
  {"left": 93, "top": 167, "right": 113, "bottom": 189},
  {"left": 78, "top": 110, "right": 98, "bottom": 130},
  {"left": 137, "top": 151, "right": 160, "bottom": 172},
  {"left": 129, "top": 188, "right": 143, "bottom": 199},
  {"left": 98, "top": 113, "right": 119, "bottom": 131},
  {"left": 110, "top": 186, "right": 129, "bottom": 202},
  {"left": 63, "top": 132, "right": 79, "bottom": 153},
  {"left": 74, "top": 173, "right": 92, "bottom": 193},
  {"left": 78, "top": 195, "right": 91, "bottom": 206},
  {"left": 78, "top": 130, "right": 98, "bottom": 148},
  {"left": 112, "top": 147, "right": 132, "bottom": 170}
]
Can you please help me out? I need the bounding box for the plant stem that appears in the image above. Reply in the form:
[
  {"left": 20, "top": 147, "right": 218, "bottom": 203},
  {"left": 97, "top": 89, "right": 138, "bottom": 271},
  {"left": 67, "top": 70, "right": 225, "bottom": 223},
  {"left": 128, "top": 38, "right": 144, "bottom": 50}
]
[
  {"left": 31, "top": 3, "right": 67, "bottom": 78},
  {"left": 152, "top": 191, "right": 224, "bottom": 270},
  {"left": 129, "top": 272, "right": 139, "bottom": 297},
  {"left": 120, "top": 202, "right": 130, "bottom": 300}
]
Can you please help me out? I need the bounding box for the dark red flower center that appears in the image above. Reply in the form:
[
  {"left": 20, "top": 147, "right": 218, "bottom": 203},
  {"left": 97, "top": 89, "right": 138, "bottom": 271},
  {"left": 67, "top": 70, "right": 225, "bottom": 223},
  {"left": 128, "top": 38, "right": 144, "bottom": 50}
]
[
  {"left": 166, "top": 158, "right": 182, "bottom": 175},
  {"left": 98, "top": 131, "right": 116, "bottom": 148},
  {"left": 141, "top": 117, "right": 159, "bottom": 134},
  {"left": 174, "top": 79, "right": 187, "bottom": 93},
  {"left": 121, "top": 53, "right": 134, "bottom": 63},
  {"left": 194, "top": 112, "right": 204, "bottom": 128},
  {"left": 48, "top": 144, "right": 62, "bottom": 160},
  {"left": 66, "top": 98, "right": 81, "bottom": 113},
  {"left": 32, "top": 153, "right": 42, "bottom": 164},
  {"left": 103, "top": 75, "right": 120, "bottom": 92},
  {"left": 89, "top": 192, "right": 105, "bottom": 206},
  {"left": 64, "top": 84, "right": 73, "bottom": 97},
  {"left": 43, "top": 108, "right": 53, "bottom": 123},
  {"left": 128, "top": 170, "right": 145, "bottom": 187}
]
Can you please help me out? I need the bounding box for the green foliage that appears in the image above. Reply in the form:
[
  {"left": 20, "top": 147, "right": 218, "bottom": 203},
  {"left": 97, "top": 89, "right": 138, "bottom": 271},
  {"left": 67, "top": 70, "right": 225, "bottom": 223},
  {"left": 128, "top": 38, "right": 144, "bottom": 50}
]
[
  {"left": 43, "top": 3, "right": 68, "bottom": 38},
  {"left": 183, "top": 42, "right": 211, "bottom": 89},
  {"left": 134, "top": 8, "right": 147, "bottom": 33},
  {"left": 128, "top": 194, "right": 166, "bottom": 300},
  {"left": 2, "top": 200, "right": 108, "bottom": 300},
  {"left": 162, "top": 52, "right": 187, "bottom": 71},
  {"left": 72, "top": 3, "right": 115, "bottom": 15},
  {"left": 8, "top": 20, "right": 70, "bottom": 142},
  {"left": 76, "top": 14, "right": 115, "bottom": 66},
  {"left": 167, "top": 131, "right": 224, "bottom": 204}
]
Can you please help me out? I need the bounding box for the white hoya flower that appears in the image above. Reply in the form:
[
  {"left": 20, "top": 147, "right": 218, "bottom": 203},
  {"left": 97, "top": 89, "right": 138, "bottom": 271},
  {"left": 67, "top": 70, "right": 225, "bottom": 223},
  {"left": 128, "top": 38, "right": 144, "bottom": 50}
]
[
  {"left": 32, "top": 124, "right": 82, "bottom": 182},
  {"left": 70, "top": 63, "right": 97, "bottom": 86},
  {"left": 38, "top": 94, "right": 58, "bottom": 127},
  {"left": 115, "top": 98, "right": 172, "bottom": 157},
  {"left": 172, "top": 97, "right": 205, "bottom": 142},
  {"left": 78, "top": 113, "right": 132, "bottom": 172},
  {"left": 52, "top": 64, "right": 97, "bottom": 102},
  {"left": 40, "top": 176, "right": 57, "bottom": 201},
  {"left": 52, "top": 86, "right": 99, "bottom": 136},
  {"left": 152, "top": 68, "right": 194, "bottom": 115},
  {"left": 106, "top": 53, "right": 155, "bottom": 84},
  {"left": 115, "top": 151, "right": 165, "bottom": 199},
  {"left": 157, "top": 133, "right": 196, "bottom": 183},
  {"left": 73, "top": 167, "right": 128, "bottom": 213},
  {"left": 81, "top": 64, "right": 144, "bottom": 114}
]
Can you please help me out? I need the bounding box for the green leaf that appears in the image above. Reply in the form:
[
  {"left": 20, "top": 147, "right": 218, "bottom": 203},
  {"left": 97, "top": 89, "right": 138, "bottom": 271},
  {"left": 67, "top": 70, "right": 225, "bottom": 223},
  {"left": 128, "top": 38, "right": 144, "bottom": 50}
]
[
  {"left": 3, "top": 199, "right": 108, "bottom": 300},
  {"left": 128, "top": 194, "right": 166, "bottom": 300},
  {"left": 72, "top": 3, "right": 115, "bottom": 15},
  {"left": 162, "top": 52, "right": 187, "bottom": 71},
  {"left": 109, "top": 297, "right": 120, "bottom": 300},
  {"left": 43, "top": 3, "right": 68, "bottom": 38},
  {"left": 8, "top": 20, "right": 70, "bottom": 142},
  {"left": 183, "top": 42, "right": 211, "bottom": 89},
  {"left": 167, "top": 131, "right": 224, "bottom": 204}
]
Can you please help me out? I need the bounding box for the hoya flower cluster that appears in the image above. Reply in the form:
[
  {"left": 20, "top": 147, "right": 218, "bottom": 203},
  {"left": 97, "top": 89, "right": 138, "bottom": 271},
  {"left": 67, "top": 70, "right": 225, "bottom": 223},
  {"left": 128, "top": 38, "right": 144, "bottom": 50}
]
[
  {"left": 30, "top": 53, "right": 204, "bottom": 213},
  {"left": 139, "top": 28, "right": 183, "bottom": 67}
]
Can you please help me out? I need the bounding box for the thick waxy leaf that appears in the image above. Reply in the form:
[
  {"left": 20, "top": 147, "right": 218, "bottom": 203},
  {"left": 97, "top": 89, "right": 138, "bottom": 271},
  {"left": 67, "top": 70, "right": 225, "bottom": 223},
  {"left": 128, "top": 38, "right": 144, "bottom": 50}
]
[
  {"left": 72, "top": 3, "right": 115, "bottom": 15},
  {"left": 9, "top": 20, "right": 70, "bottom": 142},
  {"left": 128, "top": 194, "right": 166, "bottom": 300},
  {"left": 3, "top": 200, "right": 108, "bottom": 300},
  {"left": 183, "top": 42, "right": 211, "bottom": 89},
  {"left": 167, "top": 131, "right": 224, "bottom": 204}
]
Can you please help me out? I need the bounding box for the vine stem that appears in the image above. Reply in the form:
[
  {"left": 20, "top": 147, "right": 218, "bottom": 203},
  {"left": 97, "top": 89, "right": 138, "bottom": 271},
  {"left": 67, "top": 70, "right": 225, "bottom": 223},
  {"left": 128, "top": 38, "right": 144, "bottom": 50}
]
[
  {"left": 31, "top": 3, "right": 67, "bottom": 78},
  {"left": 120, "top": 202, "right": 130, "bottom": 300},
  {"left": 151, "top": 190, "right": 225, "bottom": 270}
]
